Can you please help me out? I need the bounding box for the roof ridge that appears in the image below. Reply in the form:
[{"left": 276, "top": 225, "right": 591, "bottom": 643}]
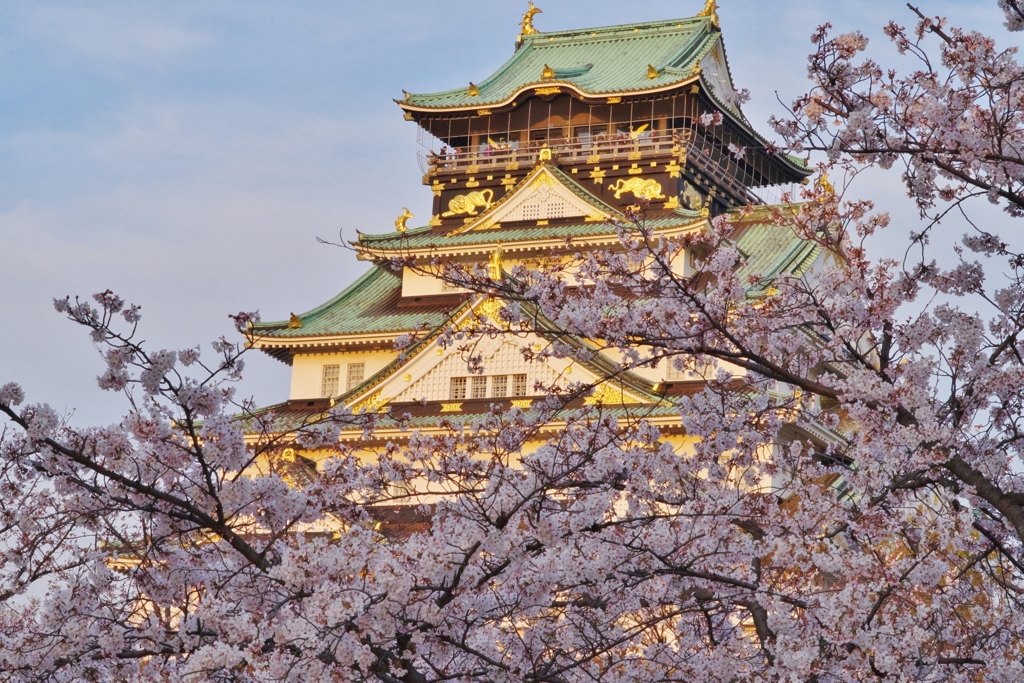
[{"left": 525, "top": 15, "right": 710, "bottom": 41}]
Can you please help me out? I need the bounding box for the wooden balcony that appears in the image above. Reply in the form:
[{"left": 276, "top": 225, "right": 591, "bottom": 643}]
[
  {"left": 427, "top": 132, "right": 685, "bottom": 174},
  {"left": 426, "top": 129, "right": 763, "bottom": 206}
]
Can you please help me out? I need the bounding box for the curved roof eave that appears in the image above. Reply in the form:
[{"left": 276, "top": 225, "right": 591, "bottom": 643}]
[
  {"left": 696, "top": 73, "right": 811, "bottom": 178},
  {"left": 397, "top": 76, "right": 702, "bottom": 115}
]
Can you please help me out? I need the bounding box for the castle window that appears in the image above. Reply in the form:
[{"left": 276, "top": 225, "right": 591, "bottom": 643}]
[
  {"left": 321, "top": 364, "right": 340, "bottom": 398},
  {"left": 346, "top": 363, "right": 365, "bottom": 392},
  {"left": 491, "top": 375, "right": 508, "bottom": 398},
  {"left": 665, "top": 358, "right": 689, "bottom": 381},
  {"left": 450, "top": 377, "right": 467, "bottom": 400},
  {"left": 512, "top": 374, "right": 528, "bottom": 397},
  {"left": 471, "top": 376, "right": 487, "bottom": 399}
]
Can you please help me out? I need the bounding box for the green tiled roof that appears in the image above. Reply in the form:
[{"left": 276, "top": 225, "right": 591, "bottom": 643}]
[
  {"left": 356, "top": 212, "right": 703, "bottom": 252},
  {"left": 401, "top": 17, "right": 718, "bottom": 111},
  {"left": 732, "top": 211, "right": 823, "bottom": 293},
  {"left": 253, "top": 266, "right": 456, "bottom": 339}
]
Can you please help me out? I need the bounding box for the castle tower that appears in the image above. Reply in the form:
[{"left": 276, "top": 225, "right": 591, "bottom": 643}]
[{"left": 246, "top": 4, "right": 818, "bottom": 448}]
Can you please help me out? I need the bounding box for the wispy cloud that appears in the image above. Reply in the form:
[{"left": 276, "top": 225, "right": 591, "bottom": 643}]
[{"left": 27, "top": 4, "right": 209, "bottom": 67}]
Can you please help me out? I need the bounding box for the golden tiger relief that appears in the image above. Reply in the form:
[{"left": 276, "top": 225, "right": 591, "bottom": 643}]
[
  {"left": 608, "top": 178, "right": 665, "bottom": 201},
  {"left": 442, "top": 189, "right": 495, "bottom": 217}
]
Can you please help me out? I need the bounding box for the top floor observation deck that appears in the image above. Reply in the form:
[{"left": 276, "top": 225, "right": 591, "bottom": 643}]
[
  {"left": 421, "top": 125, "right": 802, "bottom": 206},
  {"left": 425, "top": 129, "right": 680, "bottom": 174}
]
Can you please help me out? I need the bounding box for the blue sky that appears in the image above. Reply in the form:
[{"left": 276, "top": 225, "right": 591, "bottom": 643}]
[{"left": 0, "top": 0, "right": 1005, "bottom": 425}]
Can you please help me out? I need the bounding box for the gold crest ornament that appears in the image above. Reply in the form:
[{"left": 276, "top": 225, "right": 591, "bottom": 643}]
[
  {"left": 647, "top": 64, "right": 659, "bottom": 79},
  {"left": 542, "top": 64, "right": 556, "bottom": 80},
  {"left": 442, "top": 189, "right": 495, "bottom": 217},
  {"left": 394, "top": 207, "right": 413, "bottom": 232},
  {"left": 608, "top": 177, "right": 666, "bottom": 201},
  {"left": 288, "top": 313, "right": 302, "bottom": 329},
  {"left": 468, "top": 82, "right": 480, "bottom": 97},
  {"left": 521, "top": 1, "right": 542, "bottom": 35},
  {"left": 697, "top": 0, "right": 719, "bottom": 27}
]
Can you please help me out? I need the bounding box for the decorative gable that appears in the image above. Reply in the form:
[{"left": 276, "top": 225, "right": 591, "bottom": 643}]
[
  {"left": 463, "top": 166, "right": 611, "bottom": 232},
  {"left": 343, "top": 298, "right": 653, "bottom": 413},
  {"left": 394, "top": 335, "right": 559, "bottom": 402}
]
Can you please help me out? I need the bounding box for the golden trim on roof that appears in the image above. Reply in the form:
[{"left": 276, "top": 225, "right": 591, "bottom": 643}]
[{"left": 400, "top": 77, "right": 701, "bottom": 114}]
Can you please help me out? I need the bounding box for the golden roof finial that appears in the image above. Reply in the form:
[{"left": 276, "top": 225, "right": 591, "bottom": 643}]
[
  {"left": 816, "top": 173, "right": 835, "bottom": 201},
  {"left": 289, "top": 313, "right": 302, "bottom": 329},
  {"left": 468, "top": 82, "right": 480, "bottom": 97},
  {"left": 647, "top": 64, "right": 659, "bottom": 79},
  {"left": 697, "top": 0, "right": 719, "bottom": 27},
  {"left": 539, "top": 143, "right": 552, "bottom": 161},
  {"left": 395, "top": 207, "right": 413, "bottom": 232},
  {"left": 521, "top": 2, "right": 542, "bottom": 36},
  {"left": 542, "top": 64, "right": 555, "bottom": 80},
  {"left": 488, "top": 244, "right": 504, "bottom": 280}
]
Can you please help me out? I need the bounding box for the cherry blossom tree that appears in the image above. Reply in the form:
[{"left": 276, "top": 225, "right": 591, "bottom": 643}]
[{"left": 5, "top": 2, "right": 1024, "bottom": 682}]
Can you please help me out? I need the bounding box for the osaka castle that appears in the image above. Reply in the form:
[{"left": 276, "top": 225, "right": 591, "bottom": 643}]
[{"left": 245, "top": 1, "right": 819, "bottom": 458}]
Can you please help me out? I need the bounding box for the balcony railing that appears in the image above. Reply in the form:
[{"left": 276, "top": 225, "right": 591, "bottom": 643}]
[
  {"left": 427, "top": 132, "right": 685, "bottom": 174},
  {"left": 425, "top": 129, "right": 765, "bottom": 206}
]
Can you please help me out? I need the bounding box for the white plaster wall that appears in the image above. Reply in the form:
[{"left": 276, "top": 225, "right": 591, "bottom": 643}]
[
  {"left": 290, "top": 349, "right": 397, "bottom": 400},
  {"left": 402, "top": 267, "right": 470, "bottom": 297}
]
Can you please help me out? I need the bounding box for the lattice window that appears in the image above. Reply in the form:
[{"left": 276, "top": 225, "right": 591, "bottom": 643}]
[
  {"left": 397, "top": 341, "right": 561, "bottom": 402},
  {"left": 450, "top": 377, "right": 467, "bottom": 400},
  {"left": 512, "top": 374, "right": 528, "bottom": 397},
  {"left": 471, "top": 376, "right": 487, "bottom": 399},
  {"left": 346, "top": 363, "right": 365, "bottom": 391},
  {"left": 491, "top": 375, "right": 508, "bottom": 398},
  {"left": 504, "top": 186, "right": 579, "bottom": 222},
  {"left": 321, "top": 364, "right": 340, "bottom": 398}
]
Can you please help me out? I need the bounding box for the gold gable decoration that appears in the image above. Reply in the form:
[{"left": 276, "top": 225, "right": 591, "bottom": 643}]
[
  {"left": 584, "top": 383, "right": 627, "bottom": 406},
  {"left": 355, "top": 390, "right": 390, "bottom": 414},
  {"left": 442, "top": 190, "right": 494, "bottom": 217},
  {"left": 459, "top": 297, "right": 506, "bottom": 332},
  {"left": 609, "top": 177, "right": 665, "bottom": 201}
]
